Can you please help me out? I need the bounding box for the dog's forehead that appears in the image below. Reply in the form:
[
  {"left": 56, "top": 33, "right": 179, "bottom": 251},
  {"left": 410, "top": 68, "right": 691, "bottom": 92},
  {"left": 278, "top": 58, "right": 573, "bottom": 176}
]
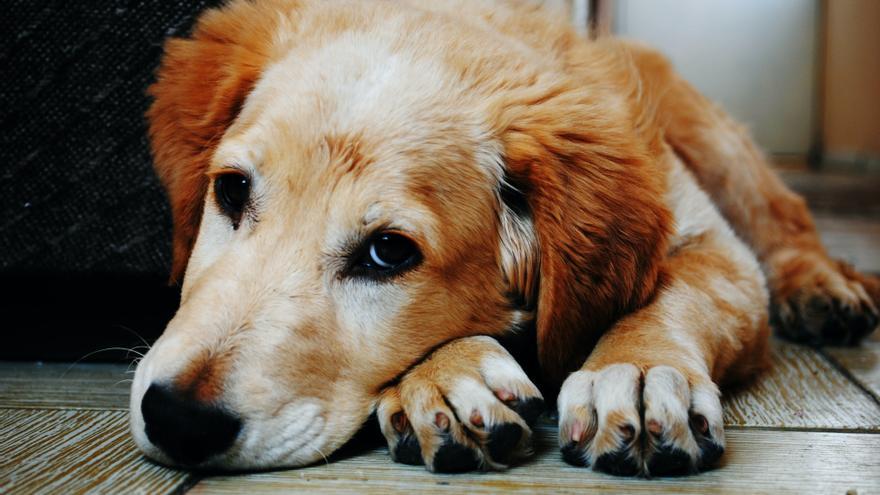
[
  {"left": 246, "top": 39, "right": 449, "bottom": 131},
  {"left": 222, "top": 33, "right": 500, "bottom": 169}
]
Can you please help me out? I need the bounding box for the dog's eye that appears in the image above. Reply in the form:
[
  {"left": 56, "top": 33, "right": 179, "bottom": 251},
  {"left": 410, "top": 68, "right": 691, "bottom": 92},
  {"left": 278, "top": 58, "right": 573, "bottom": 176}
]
[
  {"left": 352, "top": 232, "right": 421, "bottom": 279},
  {"left": 367, "top": 234, "right": 416, "bottom": 268},
  {"left": 214, "top": 172, "right": 250, "bottom": 227}
]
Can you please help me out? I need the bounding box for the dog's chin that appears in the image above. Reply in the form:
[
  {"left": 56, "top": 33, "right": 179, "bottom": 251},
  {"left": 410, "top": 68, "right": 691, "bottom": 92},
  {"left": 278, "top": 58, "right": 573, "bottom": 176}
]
[{"left": 133, "top": 439, "right": 330, "bottom": 473}]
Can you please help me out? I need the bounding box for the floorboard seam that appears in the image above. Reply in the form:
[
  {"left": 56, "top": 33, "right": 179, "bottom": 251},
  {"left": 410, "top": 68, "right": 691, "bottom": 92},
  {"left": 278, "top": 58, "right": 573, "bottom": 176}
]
[
  {"left": 817, "top": 348, "right": 880, "bottom": 405},
  {"left": 724, "top": 425, "right": 880, "bottom": 434},
  {"left": 171, "top": 474, "right": 204, "bottom": 495},
  {"left": 0, "top": 405, "right": 128, "bottom": 411}
]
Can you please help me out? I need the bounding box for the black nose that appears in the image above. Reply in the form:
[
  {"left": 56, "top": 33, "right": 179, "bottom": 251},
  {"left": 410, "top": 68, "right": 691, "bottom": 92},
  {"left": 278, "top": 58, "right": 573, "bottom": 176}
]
[{"left": 141, "top": 383, "right": 241, "bottom": 466}]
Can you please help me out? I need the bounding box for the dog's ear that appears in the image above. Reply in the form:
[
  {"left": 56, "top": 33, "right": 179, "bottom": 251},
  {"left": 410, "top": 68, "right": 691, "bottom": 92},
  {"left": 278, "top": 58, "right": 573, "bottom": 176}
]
[
  {"left": 493, "top": 80, "right": 672, "bottom": 386},
  {"left": 147, "top": 4, "right": 275, "bottom": 283}
]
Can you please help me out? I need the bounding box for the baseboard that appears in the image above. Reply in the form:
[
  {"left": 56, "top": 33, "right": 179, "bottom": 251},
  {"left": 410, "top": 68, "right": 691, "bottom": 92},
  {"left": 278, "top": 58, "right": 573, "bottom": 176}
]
[
  {"left": 820, "top": 152, "right": 880, "bottom": 174},
  {"left": 3, "top": 272, "right": 179, "bottom": 362}
]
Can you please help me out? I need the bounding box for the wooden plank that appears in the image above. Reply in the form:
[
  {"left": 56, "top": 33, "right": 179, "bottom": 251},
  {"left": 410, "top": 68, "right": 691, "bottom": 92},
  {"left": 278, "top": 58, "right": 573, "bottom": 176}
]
[
  {"left": 0, "top": 362, "right": 131, "bottom": 410},
  {"left": 0, "top": 408, "right": 191, "bottom": 495},
  {"left": 189, "top": 423, "right": 880, "bottom": 495},
  {"left": 825, "top": 332, "right": 880, "bottom": 401},
  {"left": 722, "top": 340, "right": 880, "bottom": 430}
]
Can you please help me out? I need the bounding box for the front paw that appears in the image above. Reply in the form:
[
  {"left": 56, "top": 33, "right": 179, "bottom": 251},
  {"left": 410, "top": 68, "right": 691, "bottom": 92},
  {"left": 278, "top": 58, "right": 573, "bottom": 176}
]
[
  {"left": 376, "top": 336, "right": 544, "bottom": 473},
  {"left": 770, "top": 250, "right": 879, "bottom": 345},
  {"left": 557, "top": 364, "right": 724, "bottom": 477}
]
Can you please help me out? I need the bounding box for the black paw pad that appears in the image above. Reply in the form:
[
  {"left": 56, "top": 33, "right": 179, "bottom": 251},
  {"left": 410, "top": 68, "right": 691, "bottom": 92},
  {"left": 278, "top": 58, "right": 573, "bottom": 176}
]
[
  {"left": 697, "top": 439, "right": 725, "bottom": 470},
  {"left": 487, "top": 423, "right": 523, "bottom": 464},
  {"left": 511, "top": 397, "right": 545, "bottom": 426},
  {"left": 560, "top": 442, "right": 587, "bottom": 466},
  {"left": 865, "top": 308, "right": 880, "bottom": 332},
  {"left": 594, "top": 450, "right": 639, "bottom": 476},
  {"left": 845, "top": 306, "right": 878, "bottom": 344},
  {"left": 820, "top": 310, "right": 849, "bottom": 345},
  {"left": 393, "top": 434, "right": 423, "bottom": 465},
  {"left": 433, "top": 439, "right": 480, "bottom": 473},
  {"left": 770, "top": 307, "right": 801, "bottom": 343},
  {"left": 647, "top": 445, "right": 692, "bottom": 476}
]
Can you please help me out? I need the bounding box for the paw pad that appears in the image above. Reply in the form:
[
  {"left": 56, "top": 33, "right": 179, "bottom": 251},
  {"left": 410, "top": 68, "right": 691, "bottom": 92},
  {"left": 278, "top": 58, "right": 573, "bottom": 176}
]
[
  {"left": 433, "top": 438, "right": 480, "bottom": 473},
  {"left": 648, "top": 445, "right": 691, "bottom": 476},
  {"left": 561, "top": 441, "right": 587, "bottom": 466},
  {"left": 393, "top": 432, "right": 423, "bottom": 465},
  {"left": 487, "top": 423, "right": 523, "bottom": 464},
  {"left": 510, "top": 397, "right": 545, "bottom": 426},
  {"left": 595, "top": 450, "right": 639, "bottom": 476}
]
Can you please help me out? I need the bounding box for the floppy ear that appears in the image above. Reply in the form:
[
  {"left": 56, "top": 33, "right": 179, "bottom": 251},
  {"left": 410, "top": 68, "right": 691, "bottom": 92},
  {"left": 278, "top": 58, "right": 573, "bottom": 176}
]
[
  {"left": 147, "top": 4, "right": 276, "bottom": 283},
  {"left": 494, "top": 81, "right": 673, "bottom": 387}
]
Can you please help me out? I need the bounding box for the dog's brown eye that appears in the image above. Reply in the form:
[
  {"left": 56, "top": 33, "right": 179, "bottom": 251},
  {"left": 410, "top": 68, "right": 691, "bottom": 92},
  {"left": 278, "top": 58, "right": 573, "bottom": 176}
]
[
  {"left": 214, "top": 173, "right": 250, "bottom": 227},
  {"left": 353, "top": 233, "right": 421, "bottom": 279}
]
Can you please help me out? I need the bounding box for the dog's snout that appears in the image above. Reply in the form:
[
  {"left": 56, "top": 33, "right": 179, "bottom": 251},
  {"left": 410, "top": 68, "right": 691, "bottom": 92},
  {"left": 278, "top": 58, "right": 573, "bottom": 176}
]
[{"left": 141, "top": 383, "right": 241, "bottom": 466}]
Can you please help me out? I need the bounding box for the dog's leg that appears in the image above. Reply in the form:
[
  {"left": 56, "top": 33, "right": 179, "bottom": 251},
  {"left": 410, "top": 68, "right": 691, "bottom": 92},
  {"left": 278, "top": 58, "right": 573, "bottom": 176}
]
[
  {"left": 558, "top": 159, "right": 770, "bottom": 476},
  {"left": 376, "top": 335, "right": 545, "bottom": 473},
  {"left": 619, "top": 41, "right": 879, "bottom": 344}
]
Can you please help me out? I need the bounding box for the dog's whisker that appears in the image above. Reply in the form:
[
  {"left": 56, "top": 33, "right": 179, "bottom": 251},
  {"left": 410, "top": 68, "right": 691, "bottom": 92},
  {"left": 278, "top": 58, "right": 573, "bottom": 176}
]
[
  {"left": 310, "top": 445, "right": 330, "bottom": 466},
  {"left": 126, "top": 358, "right": 142, "bottom": 374},
  {"left": 63, "top": 346, "right": 147, "bottom": 378},
  {"left": 113, "top": 324, "right": 153, "bottom": 350}
]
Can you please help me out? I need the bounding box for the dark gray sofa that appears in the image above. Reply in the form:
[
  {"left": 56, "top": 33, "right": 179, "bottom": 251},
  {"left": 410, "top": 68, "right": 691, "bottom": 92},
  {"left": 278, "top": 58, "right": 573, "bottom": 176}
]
[{"left": 1, "top": 1, "right": 222, "bottom": 360}]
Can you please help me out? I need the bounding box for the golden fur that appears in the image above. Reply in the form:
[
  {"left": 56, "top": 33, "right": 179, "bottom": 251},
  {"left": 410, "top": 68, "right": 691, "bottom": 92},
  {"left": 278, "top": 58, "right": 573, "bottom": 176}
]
[{"left": 132, "top": 0, "right": 879, "bottom": 476}]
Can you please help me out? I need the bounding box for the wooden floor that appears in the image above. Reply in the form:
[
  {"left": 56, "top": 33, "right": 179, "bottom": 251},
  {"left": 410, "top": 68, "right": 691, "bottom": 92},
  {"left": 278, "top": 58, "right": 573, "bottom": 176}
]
[{"left": 2, "top": 169, "right": 880, "bottom": 494}]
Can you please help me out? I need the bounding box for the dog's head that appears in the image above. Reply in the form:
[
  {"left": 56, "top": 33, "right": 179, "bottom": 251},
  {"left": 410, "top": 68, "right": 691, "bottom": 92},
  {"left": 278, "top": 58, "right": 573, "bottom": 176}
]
[{"left": 131, "top": 1, "right": 669, "bottom": 470}]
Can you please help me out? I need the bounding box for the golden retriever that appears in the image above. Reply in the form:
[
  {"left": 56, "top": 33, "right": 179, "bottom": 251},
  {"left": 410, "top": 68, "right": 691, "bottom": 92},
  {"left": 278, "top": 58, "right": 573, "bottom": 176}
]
[{"left": 130, "top": 0, "right": 880, "bottom": 476}]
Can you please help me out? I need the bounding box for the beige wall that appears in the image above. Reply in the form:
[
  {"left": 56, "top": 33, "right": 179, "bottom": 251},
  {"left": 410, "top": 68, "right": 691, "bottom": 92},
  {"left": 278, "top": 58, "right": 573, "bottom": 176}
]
[
  {"left": 613, "top": 0, "right": 819, "bottom": 155},
  {"left": 823, "top": 0, "right": 880, "bottom": 159}
]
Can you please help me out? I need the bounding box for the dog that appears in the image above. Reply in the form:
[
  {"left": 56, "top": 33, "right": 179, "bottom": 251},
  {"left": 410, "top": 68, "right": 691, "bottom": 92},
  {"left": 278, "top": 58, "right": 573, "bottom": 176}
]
[{"left": 131, "top": 0, "right": 880, "bottom": 476}]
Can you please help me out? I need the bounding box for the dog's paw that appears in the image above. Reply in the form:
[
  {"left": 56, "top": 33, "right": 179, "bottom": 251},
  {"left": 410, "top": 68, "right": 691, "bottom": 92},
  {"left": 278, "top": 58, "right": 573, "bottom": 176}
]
[
  {"left": 377, "top": 336, "right": 544, "bottom": 472},
  {"left": 769, "top": 250, "right": 879, "bottom": 346},
  {"left": 557, "top": 364, "right": 724, "bottom": 477}
]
